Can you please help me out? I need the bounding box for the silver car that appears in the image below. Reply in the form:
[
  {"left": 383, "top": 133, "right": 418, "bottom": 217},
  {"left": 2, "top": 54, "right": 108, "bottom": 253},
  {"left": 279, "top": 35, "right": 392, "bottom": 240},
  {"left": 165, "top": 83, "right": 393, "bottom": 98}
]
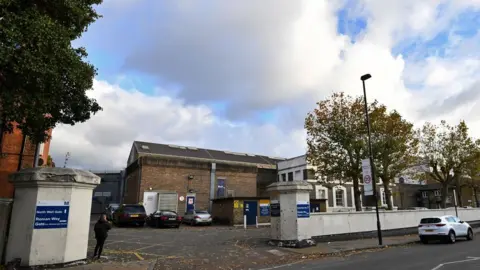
[{"left": 183, "top": 210, "right": 212, "bottom": 226}]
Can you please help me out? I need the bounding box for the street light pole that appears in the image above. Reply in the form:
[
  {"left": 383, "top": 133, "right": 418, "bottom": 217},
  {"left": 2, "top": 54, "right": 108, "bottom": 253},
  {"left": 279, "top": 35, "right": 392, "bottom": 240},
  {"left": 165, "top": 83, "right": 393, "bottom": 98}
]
[{"left": 360, "top": 73, "right": 383, "bottom": 246}]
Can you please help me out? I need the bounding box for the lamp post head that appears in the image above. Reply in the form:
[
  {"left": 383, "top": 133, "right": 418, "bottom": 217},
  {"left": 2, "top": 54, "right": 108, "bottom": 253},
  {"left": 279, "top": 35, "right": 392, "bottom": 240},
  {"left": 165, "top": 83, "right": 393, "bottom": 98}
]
[{"left": 361, "top": 74, "right": 372, "bottom": 81}]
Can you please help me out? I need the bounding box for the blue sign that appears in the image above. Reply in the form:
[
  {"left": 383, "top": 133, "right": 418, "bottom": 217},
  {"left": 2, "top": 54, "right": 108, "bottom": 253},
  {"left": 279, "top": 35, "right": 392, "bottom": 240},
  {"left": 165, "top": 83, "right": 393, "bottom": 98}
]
[
  {"left": 217, "top": 179, "right": 226, "bottom": 198},
  {"left": 260, "top": 204, "right": 270, "bottom": 216},
  {"left": 297, "top": 202, "right": 310, "bottom": 218},
  {"left": 34, "top": 201, "right": 70, "bottom": 229}
]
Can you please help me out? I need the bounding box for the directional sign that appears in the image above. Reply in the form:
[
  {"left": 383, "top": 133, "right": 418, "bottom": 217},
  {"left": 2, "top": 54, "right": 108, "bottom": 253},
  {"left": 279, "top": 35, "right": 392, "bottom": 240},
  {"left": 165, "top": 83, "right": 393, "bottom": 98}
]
[
  {"left": 34, "top": 200, "right": 70, "bottom": 229},
  {"left": 362, "top": 159, "right": 374, "bottom": 196}
]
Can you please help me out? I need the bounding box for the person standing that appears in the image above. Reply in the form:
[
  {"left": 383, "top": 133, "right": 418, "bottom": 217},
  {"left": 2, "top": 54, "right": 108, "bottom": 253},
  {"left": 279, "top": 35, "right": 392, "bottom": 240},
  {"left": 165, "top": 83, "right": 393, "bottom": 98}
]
[{"left": 93, "top": 213, "right": 112, "bottom": 259}]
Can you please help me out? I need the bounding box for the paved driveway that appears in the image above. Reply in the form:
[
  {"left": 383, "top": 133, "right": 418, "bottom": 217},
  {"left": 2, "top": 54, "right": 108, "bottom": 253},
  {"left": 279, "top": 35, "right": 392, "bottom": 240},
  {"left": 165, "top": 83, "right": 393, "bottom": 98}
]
[{"left": 87, "top": 224, "right": 295, "bottom": 269}]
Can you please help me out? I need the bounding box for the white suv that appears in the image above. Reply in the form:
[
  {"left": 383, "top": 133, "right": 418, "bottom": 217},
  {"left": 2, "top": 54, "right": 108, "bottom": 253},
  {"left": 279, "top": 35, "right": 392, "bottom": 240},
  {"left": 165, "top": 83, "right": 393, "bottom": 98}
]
[{"left": 418, "top": 215, "right": 474, "bottom": 244}]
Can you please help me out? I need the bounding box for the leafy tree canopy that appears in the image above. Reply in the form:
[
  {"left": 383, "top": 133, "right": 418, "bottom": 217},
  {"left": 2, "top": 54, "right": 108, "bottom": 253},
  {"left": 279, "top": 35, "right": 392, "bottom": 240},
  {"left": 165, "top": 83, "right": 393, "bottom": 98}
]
[{"left": 0, "top": 0, "right": 103, "bottom": 143}]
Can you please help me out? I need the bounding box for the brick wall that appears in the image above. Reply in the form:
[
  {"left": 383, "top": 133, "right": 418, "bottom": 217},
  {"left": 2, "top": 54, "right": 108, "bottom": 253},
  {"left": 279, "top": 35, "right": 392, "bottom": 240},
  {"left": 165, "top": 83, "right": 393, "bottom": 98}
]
[
  {"left": 125, "top": 156, "right": 263, "bottom": 214},
  {"left": 0, "top": 127, "right": 37, "bottom": 199}
]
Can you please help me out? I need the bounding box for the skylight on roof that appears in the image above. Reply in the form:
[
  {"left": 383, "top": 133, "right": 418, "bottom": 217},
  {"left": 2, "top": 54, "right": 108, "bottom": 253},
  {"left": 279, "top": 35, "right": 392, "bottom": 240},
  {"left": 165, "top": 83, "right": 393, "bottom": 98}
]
[
  {"left": 269, "top": 156, "right": 285, "bottom": 160},
  {"left": 168, "top": 144, "right": 186, "bottom": 149},
  {"left": 224, "top": 151, "right": 247, "bottom": 156},
  {"left": 141, "top": 145, "right": 149, "bottom": 150},
  {"left": 187, "top": 147, "right": 198, "bottom": 150}
]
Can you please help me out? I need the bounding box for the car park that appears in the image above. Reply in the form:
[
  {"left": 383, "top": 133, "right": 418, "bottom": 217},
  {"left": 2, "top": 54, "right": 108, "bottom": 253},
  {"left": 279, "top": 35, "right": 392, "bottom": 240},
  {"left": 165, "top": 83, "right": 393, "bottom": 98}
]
[
  {"left": 146, "top": 210, "right": 182, "bottom": 228},
  {"left": 183, "top": 210, "right": 212, "bottom": 226},
  {"left": 105, "top": 203, "right": 120, "bottom": 221},
  {"left": 418, "top": 215, "right": 474, "bottom": 244},
  {"left": 112, "top": 204, "right": 147, "bottom": 227}
]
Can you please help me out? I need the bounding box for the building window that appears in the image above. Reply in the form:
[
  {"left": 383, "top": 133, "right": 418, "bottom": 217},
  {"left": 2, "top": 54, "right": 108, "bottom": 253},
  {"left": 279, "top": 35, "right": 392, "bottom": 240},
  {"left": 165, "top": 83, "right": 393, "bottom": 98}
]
[
  {"left": 303, "top": 169, "right": 308, "bottom": 180},
  {"left": 381, "top": 189, "right": 387, "bottom": 206},
  {"left": 294, "top": 170, "right": 301, "bottom": 180},
  {"left": 288, "top": 172, "right": 293, "bottom": 181},
  {"left": 422, "top": 191, "right": 427, "bottom": 198},
  {"left": 317, "top": 188, "right": 327, "bottom": 199},
  {"left": 303, "top": 169, "right": 316, "bottom": 180},
  {"left": 281, "top": 173, "right": 286, "bottom": 182},
  {"left": 333, "top": 186, "right": 346, "bottom": 207},
  {"left": 434, "top": 190, "right": 441, "bottom": 197}
]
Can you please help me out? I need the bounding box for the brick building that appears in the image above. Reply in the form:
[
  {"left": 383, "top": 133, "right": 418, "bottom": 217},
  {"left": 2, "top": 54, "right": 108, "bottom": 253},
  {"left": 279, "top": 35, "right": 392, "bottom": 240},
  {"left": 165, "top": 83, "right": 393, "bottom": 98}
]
[
  {"left": 0, "top": 126, "right": 52, "bottom": 198},
  {"left": 124, "top": 141, "right": 282, "bottom": 213}
]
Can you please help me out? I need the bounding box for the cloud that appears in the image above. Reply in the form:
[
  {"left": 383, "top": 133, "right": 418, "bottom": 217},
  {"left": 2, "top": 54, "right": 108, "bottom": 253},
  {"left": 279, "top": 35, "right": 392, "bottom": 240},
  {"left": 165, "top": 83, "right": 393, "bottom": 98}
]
[
  {"left": 53, "top": 0, "right": 480, "bottom": 169},
  {"left": 49, "top": 80, "right": 305, "bottom": 170}
]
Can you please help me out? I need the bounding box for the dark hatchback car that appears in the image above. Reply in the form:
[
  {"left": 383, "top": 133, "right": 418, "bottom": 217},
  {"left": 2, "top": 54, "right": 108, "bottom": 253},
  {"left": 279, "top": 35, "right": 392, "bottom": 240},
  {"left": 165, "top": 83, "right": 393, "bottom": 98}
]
[
  {"left": 146, "top": 210, "right": 182, "bottom": 228},
  {"left": 112, "top": 204, "right": 147, "bottom": 227}
]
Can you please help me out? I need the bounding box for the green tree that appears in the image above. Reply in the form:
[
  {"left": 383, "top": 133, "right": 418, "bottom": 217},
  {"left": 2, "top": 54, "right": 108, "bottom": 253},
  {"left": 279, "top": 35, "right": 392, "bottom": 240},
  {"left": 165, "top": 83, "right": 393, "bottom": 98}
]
[
  {"left": 0, "top": 0, "right": 103, "bottom": 143},
  {"left": 458, "top": 142, "right": 480, "bottom": 207},
  {"left": 370, "top": 104, "right": 419, "bottom": 210},
  {"left": 419, "top": 120, "right": 475, "bottom": 208},
  {"left": 305, "top": 92, "right": 368, "bottom": 211}
]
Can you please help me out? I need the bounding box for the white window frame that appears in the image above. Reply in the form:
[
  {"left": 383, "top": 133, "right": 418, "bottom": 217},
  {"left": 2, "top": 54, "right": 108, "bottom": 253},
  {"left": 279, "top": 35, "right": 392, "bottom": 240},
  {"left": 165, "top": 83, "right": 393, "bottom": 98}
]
[
  {"left": 422, "top": 191, "right": 428, "bottom": 198},
  {"left": 333, "top": 186, "right": 347, "bottom": 207},
  {"left": 434, "top": 190, "right": 441, "bottom": 197},
  {"left": 351, "top": 186, "right": 363, "bottom": 208},
  {"left": 380, "top": 187, "right": 394, "bottom": 207}
]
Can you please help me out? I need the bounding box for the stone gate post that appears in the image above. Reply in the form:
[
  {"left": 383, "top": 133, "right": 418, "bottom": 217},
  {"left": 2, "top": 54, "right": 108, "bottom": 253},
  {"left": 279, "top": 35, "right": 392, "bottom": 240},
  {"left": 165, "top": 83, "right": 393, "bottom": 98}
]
[
  {"left": 267, "top": 181, "right": 315, "bottom": 248},
  {"left": 5, "top": 168, "right": 100, "bottom": 266}
]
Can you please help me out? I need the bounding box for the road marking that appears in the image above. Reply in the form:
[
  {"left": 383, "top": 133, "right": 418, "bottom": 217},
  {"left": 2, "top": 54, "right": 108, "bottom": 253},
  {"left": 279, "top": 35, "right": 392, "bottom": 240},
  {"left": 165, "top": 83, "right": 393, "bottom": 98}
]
[
  {"left": 134, "top": 252, "right": 144, "bottom": 261},
  {"left": 431, "top": 256, "right": 480, "bottom": 270}
]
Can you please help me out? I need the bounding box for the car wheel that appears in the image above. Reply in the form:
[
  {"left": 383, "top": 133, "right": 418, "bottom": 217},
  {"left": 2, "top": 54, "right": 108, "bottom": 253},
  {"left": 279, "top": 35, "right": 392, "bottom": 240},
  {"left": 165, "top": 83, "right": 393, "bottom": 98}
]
[
  {"left": 447, "top": 230, "right": 456, "bottom": 244},
  {"left": 419, "top": 236, "right": 428, "bottom": 244},
  {"left": 155, "top": 220, "right": 160, "bottom": 228},
  {"left": 467, "top": 228, "right": 474, "bottom": 241}
]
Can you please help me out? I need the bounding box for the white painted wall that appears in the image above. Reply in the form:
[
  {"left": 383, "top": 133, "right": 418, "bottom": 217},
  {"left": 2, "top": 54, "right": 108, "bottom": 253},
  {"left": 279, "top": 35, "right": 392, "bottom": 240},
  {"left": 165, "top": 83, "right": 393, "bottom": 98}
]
[{"left": 306, "top": 208, "right": 480, "bottom": 237}]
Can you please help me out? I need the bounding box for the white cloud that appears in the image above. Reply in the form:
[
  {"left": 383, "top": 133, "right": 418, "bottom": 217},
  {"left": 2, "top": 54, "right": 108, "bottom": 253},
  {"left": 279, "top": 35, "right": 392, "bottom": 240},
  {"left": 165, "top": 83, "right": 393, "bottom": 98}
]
[{"left": 52, "top": 0, "right": 480, "bottom": 169}]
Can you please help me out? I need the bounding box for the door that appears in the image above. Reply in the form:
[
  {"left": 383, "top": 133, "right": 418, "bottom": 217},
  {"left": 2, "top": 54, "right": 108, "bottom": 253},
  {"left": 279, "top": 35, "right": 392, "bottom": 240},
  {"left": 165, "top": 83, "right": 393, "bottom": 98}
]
[
  {"left": 186, "top": 196, "right": 196, "bottom": 212},
  {"left": 157, "top": 192, "right": 178, "bottom": 213},
  {"left": 243, "top": 201, "right": 258, "bottom": 225}
]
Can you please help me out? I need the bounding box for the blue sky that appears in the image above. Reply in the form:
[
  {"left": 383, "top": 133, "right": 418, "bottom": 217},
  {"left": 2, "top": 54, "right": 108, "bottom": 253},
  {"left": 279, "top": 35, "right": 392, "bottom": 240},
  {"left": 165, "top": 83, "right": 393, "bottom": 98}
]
[{"left": 53, "top": 1, "right": 480, "bottom": 169}]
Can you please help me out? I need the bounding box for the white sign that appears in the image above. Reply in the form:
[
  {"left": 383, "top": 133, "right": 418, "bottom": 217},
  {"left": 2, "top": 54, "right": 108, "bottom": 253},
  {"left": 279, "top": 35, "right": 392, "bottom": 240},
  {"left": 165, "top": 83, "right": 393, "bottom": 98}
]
[
  {"left": 179, "top": 196, "right": 185, "bottom": 202},
  {"left": 102, "top": 192, "right": 111, "bottom": 197},
  {"left": 362, "top": 159, "right": 373, "bottom": 196}
]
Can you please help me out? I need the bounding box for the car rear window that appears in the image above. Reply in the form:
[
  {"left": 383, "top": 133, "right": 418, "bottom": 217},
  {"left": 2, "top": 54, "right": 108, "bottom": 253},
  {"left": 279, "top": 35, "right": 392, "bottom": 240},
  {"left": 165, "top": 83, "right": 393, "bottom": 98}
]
[
  {"left": 161, "top": 211, "right": 177, "bottom": 215},
  {"left": 420, "top": 218, "right": 441, "bottom": 224},
  {"left": 124, "top": 205, "right": 145, "bottom": 213}
]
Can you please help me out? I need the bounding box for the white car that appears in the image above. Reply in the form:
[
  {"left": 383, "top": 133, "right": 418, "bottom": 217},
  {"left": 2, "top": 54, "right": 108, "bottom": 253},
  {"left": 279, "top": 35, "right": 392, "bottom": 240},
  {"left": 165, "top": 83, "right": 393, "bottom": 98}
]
[{"left": 418, "top": 215, "right": 474, "bottom": 244}]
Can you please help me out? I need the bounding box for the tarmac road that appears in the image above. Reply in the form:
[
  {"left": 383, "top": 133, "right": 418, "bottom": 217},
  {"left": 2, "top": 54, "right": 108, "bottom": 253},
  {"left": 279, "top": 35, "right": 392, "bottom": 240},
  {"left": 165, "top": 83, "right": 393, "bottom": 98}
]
[{"left": 267, "top": 237, "right": 480, "bottom": 270}]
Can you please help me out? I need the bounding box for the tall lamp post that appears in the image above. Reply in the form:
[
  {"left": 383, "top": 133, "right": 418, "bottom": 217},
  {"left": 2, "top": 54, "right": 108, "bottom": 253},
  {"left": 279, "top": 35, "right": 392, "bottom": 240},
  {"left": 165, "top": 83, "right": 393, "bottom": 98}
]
[{"left": 360, "top": 73, "right": 383, "bottom": 246}]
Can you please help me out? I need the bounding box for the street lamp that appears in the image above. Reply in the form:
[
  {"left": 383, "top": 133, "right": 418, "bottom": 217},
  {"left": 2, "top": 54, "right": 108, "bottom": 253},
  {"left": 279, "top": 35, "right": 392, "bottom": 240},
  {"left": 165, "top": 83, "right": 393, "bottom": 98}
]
[{"left": 361, "top": 73, "right": 383, "bottom": 246}]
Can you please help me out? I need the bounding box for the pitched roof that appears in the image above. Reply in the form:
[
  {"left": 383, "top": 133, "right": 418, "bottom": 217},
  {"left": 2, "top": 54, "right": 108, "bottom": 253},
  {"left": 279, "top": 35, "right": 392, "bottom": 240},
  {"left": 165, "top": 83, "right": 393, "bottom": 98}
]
[{"left": 132, "top": 141, "right": 286, "bottom": 167}]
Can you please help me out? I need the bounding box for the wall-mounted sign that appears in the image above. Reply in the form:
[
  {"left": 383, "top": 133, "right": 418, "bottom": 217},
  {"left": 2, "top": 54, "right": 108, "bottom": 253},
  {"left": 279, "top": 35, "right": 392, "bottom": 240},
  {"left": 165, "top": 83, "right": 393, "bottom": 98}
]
[
  {"left": 296, "top": 201, "right": 310, "bottom": 218},
  {"left": 217, "top": 178, "right": 226, "bottom": 198},
  {"left": 259, "top": 199, "right": 270, "bottom": 216},
  {"left": 270, "top": 200, "right": 280, "bottom": 217},
  {"left": 234, "top": 200, "right": 239, "bottom": 209},
  {"left": 179, "top": 196, "right": 185, "bottom": 202},
  {"left": 34, "top": 200, "right": 70, "bottom": 229}
]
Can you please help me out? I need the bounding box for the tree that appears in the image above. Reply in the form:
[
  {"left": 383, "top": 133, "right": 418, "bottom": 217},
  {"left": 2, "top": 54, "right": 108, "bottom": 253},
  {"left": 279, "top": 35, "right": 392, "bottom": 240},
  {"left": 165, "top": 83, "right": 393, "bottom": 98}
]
[
  {"left": 369, "top": 104, "right": 419, "bottom": 210},
  {"left": 460, "top": 143, "right": 480, "bottom": 207},
  {"left": 419, "top": 120, "right": 475, "bottom": 208},
  {"left": 305, "top": 92, "right": 368, "bottom": 211},
  {"left": 0, "top": 0, "right": 103, "bottom": 143}
]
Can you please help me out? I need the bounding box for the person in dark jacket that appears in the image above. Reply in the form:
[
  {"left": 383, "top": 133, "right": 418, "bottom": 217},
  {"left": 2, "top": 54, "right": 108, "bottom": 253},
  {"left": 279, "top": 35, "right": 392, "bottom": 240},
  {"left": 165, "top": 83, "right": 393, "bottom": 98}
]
[{"left": 93, "top": 213, "right": 112, "bottom": 259}]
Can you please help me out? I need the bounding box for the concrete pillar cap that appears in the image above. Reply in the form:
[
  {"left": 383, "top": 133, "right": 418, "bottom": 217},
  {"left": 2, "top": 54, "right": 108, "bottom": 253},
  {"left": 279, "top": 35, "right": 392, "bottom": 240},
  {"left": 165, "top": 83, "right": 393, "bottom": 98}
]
[{"left": 9, "top": 167, "right": 101, "bottom": 185}]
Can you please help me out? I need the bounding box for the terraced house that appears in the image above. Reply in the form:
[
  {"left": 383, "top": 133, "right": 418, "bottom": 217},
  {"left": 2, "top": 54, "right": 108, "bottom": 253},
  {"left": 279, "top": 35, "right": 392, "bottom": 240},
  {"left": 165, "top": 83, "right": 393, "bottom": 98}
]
[{"left": 124, "top": 141, "right": 282, "bottom": 213}]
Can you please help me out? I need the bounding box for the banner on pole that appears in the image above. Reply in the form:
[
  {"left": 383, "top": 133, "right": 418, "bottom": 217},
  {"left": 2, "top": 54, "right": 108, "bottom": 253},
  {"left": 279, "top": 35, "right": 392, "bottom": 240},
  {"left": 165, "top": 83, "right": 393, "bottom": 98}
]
[{"left": 362, "top": 159, "right": 373, "bottom": 196}]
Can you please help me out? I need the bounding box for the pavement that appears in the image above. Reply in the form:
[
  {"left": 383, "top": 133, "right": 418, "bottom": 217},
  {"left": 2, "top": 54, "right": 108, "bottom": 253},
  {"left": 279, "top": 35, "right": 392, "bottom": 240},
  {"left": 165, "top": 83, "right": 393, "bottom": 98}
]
[{"left": 54, "top": 223, "right": 480, "bottom": 270}]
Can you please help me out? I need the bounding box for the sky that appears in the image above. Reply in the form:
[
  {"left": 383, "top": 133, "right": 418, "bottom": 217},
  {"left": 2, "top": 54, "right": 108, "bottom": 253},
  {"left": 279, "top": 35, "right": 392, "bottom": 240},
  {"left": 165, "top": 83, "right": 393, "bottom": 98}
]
[{"left": 50, "top": 0, "right": 480, "bottom": 170}]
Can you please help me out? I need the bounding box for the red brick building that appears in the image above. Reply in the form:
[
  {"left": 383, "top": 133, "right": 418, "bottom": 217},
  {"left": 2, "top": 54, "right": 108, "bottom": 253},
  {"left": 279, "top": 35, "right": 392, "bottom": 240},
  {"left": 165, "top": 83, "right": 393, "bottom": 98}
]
[
  {"left": 0, "top": 126, "right": 52, "bottom": 198},
  {"left": 124, "top": 141, "right": 282, "bottom": 213}
]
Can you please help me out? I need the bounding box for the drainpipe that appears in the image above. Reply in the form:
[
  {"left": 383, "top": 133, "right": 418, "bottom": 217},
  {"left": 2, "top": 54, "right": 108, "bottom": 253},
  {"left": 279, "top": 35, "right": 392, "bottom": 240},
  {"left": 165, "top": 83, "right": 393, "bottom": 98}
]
[{"left": 209, "top": 163, "right": 216, "bottom": 212}]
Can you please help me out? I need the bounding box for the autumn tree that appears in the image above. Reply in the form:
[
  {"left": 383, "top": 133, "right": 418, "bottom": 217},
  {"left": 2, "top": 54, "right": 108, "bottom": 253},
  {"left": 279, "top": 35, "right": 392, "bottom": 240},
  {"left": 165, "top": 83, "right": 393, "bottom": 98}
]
[
  {"left": 370, "top": 105, "right": 419, "bottom": 210},
  {"left": 0, "top": 0, "right": 103, "bottom": 143},
  {"left": 458, "top": 142, "right": 480, "bottom": 207},
  {"left": 305, "top": 92, "right": 368, "bottom": 211},
  {"left": 419, "top": 120, "right": 475, "bottom": 208}
]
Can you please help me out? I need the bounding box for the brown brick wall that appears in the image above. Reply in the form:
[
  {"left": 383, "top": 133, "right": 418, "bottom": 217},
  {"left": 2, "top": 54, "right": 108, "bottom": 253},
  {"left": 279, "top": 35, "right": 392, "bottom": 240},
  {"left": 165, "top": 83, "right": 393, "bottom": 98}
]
[
  {"left": 125, "top": 156, "right": 267, "bottom": 215},
  {"left": 212, "top": 199, "right": 234, "bottom": 225},
  {"left": 0, "top": 127, "right": 38, "bottom": 199}
]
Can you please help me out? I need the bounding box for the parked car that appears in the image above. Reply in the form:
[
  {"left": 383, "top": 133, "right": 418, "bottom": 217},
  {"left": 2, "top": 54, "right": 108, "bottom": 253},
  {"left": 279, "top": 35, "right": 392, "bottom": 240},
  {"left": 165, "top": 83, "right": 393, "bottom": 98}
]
[
  {"left": 418, "top": 215, "right": 474, "bottom": 244},
  {"left": 183, "top": 210, "right": 212, "bottom": 226},
  {"left": 112, "top": 204, "right": 147, "bottom": 227},
  {"left": 105, "top": 203, "right": 120, "bottom": 221},
  {"left": 146, "top": 210, "right": 182, "bottom": 228}
]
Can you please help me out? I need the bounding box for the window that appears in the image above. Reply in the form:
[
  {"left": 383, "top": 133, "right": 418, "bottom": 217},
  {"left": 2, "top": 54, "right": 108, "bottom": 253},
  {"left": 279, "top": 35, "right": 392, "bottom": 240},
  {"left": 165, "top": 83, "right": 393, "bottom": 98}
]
[
  {"left": 317, "top": 189, "right": 326, "bottom": 199},
  {"left": 281, "top": 173, "right": 286, "bottom": 182},
  {"left": 422, "top": 191, "right": 427, "bottom": 198},
  {"left": 434, "top": 190, "right": 441, "bottom": 196},
  {"left": 294, "top": 170, "right": 301, "bottom": 180},
  {"left": 288, "top": 172, "right": 294, "bottom": 181},
  {"left": 420, "top": 218, "right": 441, "bottom": 224},
  {"left": 303, "top": 169, "right": 308, "bottom": 180},
  {"left": 335, "top": 189, "right": 345, "bottom": 207},
  {"left": 446, "top": 217, "right": 456, "bottom": 223},
  {"left": 304, "top": 169, "right": 316, "bottom": 180},
  {"left": 381, "top": 189, "right": 387, "bottom": 205}
]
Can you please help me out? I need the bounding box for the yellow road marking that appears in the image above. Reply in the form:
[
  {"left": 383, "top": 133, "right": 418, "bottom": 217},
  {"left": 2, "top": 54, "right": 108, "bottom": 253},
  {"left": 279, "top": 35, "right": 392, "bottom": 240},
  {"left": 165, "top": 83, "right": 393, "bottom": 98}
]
[{"left": 134, "top": 252, "right": 144, "bottom": 261}]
